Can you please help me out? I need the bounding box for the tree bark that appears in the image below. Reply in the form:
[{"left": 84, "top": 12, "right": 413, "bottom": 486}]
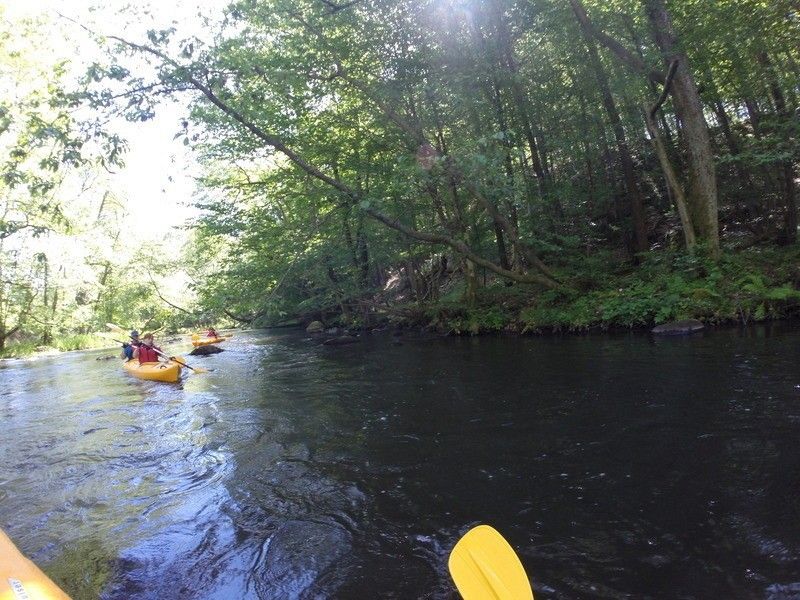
[
  {"left": 645, "top": 107, "right": 696, "bottom": 250},
  {"left": 644, "top": 0, "right": 719, "bottom": 255}
]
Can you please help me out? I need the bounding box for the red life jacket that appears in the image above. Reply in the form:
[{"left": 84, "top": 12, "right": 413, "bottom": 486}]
[{"left": 138, "top": 344, "right": 161, "bottom": 363}]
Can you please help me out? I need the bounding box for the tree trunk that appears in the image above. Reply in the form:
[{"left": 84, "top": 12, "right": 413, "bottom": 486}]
[
  {"left": 463, "top": 259, "right": 478, "bottom": 306},
  {"left": 489, "top": 0, "right": 549, "bottom": 198},
  {"left": 489, "top": 81, "right": 512, "bottom": 270},
  {"left": 569, "top": 0, "right": 717, "bottom": 253},
  {"left": 356, "top": 231, "right": 370, "bottom": 287},
  {"left": 576, "top": 26, "right": 648, "bottom": 253},
  {"left": 758, "top": 51, "right": 798, "bottom": 243},
  {"left": 644, "top": 0, "right": 719, "bottom": 255},
  {"left": 621, "top": 12, "right": 675, "bottom": 143},
  {"left": 645, "top": 107, "right": 697, "bottom": 250}
]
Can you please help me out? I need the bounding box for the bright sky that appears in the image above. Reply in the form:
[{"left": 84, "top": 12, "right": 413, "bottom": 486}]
[
  {"left": 2, "top": 0, "right": 228, "bottom": 242},
  {"left": 113, "top": 106, "right": 198, "bottom": 239}
]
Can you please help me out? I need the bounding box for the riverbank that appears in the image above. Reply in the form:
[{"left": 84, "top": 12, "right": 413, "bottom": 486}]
[
  {"left": 0, "top": 334, "right": 112, "bottom": 360},
  {"left": 0, "top": 332, "right": 186, "bottom": 360},
  {"left": 326, "top": 246, "right": 800, "bottom": 335},
  {"left": 0, "top": 330, "right": 230, "bottom": 360},
  {"left": 3, "top": 247, "right": 798, "bottom": 358}
]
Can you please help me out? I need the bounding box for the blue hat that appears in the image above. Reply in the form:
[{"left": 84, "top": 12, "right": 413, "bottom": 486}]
[{"left": 130, "top": 330, "right": 140, "bottom": 338}]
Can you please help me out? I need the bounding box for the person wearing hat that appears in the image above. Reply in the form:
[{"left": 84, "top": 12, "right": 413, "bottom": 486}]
[{"left": 120, "top": 330, "right": 142, "bottom": 361}]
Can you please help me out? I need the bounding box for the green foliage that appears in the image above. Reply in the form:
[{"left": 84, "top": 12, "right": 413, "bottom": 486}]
[
  {"left": 521, "top": 247, "right": 800, "bottom": 331},
  {"left": 0, "top": 333, "right": 110, "bottom": 358},
  {"left": 0, "top": 10, "right": 186, "bottom": 355},
  {"left": 0, "top": 339, "right": 39, "bottom": 358},
  {"left": 426, "top": 283, "right": 527, "bottom": 334},
  {"left": 428, "top": 302, "right": 511, "bottom": 335},
  {"left": 52, "top": 334, "right": 110, "bottom": 352},
  {"left": 8, "top": 0, "right": 799, "bottom": 337}
]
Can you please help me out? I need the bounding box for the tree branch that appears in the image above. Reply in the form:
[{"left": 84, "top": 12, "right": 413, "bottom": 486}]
[
  {"left": 315, "top": 0, "right": 362, "bottom": 13},
  {"left": 361, "top": 204, "right": 560, "bottom": 287},
  {"left": 649, "top": 59, "right": 679, "bottom": 119},
  {"left": 146, "top": 269, "right": 194, "bottom": 315},
  {"left": 287, "top": 15, "right": 559, "bottom": 280},
  {"left": 111, "top": 36, "right": 561, "bottom": 289},
  {"left": 568, "top": 0, "right": 665, "bottom": 85}
]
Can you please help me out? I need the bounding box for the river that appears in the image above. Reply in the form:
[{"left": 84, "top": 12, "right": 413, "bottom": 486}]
[{"left": 1, "top": 326, "right": 799, "bottom": 599}]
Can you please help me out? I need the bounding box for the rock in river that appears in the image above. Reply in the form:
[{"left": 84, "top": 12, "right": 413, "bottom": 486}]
[
  {"left": 651, "top": 319, "right": 704, "bottom": 335},
  {"left": 189, "top": 344, "right": 224, "bottom": 356},
  {"left": 306, "top": 320, "right": 324, "bottom": 333},
  {"left": 322, "top": 335, "right": 359, "bottom": 346}
]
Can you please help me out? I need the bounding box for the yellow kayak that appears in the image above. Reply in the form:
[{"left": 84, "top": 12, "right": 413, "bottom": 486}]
[
  {"left": 122, "top": 359, "right": 182, "bottom": 382},
  {"left": 191, "top": 336, "right": 229, "bottom": 347},
  {"left": 0, "top": 529, "right": 71, "bottom": 600}
]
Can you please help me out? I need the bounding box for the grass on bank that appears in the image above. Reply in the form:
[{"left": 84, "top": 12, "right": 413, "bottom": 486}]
[
  {"left": 421, "top": 246, "right": 800, "bottom": 334},
  {"left": 0, "top": 333, "right": 113, "bottom": 359}
]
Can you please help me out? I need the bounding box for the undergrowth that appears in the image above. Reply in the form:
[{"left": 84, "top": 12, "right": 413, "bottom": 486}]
[{"left": 420, "top": 246, "right": 800, "bottom": 334}]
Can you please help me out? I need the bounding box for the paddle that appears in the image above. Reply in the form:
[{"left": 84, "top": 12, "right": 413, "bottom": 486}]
[
  {"left": 448, "top": 525, "right": 534, "bottom": 600},
  {"left": 106, "top": 323, "right": 209, "bottom": 374},
  {"left": 151, "top": 346, "right": 209, "bottom": 374}
]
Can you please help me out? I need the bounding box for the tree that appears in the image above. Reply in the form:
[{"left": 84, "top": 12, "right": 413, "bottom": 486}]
[
  {"left": 70, "top": 0, "right": 799, "bottom": 326},
  {"left": 569, "top": 0, "right": 720, "bottom": 254}
]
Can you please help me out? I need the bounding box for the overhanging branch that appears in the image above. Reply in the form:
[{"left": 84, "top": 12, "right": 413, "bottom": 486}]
[{"left": 109, "top": 36, "right": 562, "bottom": 289}]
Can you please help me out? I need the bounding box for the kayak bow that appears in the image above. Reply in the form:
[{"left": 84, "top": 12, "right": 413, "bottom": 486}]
[
  {"left": 122, "top": 358, "right": 182, "bottom": 383},
  {"left": 0, "top": 529, "right": 71, "bottom": 600}
]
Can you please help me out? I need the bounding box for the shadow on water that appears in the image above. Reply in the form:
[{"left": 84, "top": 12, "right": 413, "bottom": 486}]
[{"left": 1, "top": 324, "right": 800, "bottom": 598}]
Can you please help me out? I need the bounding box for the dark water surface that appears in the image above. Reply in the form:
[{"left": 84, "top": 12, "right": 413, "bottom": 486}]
[{"left": 1, "top": 326, "right": 800, "bottom": 599}]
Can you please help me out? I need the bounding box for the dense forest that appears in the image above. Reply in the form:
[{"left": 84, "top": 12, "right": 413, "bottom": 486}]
[{"left": 2, "top": 0, "right": 800, "bottom": 353}]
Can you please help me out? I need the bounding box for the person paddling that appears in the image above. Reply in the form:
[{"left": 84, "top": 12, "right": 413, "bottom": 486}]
[
  {"left": 206, "top": 327, "right": 219, "bottom": 338},
  {"left": 120, "top": 330, "right": 142, "bottom": 361},
  {"left": 133, "top": 333, "right": 163, "bottom": 364}
]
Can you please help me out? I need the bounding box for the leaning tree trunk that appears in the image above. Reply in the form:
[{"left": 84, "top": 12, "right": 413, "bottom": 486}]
[
  {"left": 645, "top": 108, "right": 697, "bottom": 249},
  {"left": 644, "top": 0, "right": 719, "bottom": 255}
]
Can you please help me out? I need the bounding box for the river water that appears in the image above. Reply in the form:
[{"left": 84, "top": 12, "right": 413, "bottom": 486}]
[{"left": 1, "top": 326, "right": 799, "bottom": 599}]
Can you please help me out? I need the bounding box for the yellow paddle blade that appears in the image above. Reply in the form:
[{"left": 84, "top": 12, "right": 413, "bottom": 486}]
[{"left": 448, "top": 525, "right": 534, "bottom": 600}]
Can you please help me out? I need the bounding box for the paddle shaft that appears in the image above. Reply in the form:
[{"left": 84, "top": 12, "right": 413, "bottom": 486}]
[{"left": 151, "top": 346, "right": 200, "bottom": 373}]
